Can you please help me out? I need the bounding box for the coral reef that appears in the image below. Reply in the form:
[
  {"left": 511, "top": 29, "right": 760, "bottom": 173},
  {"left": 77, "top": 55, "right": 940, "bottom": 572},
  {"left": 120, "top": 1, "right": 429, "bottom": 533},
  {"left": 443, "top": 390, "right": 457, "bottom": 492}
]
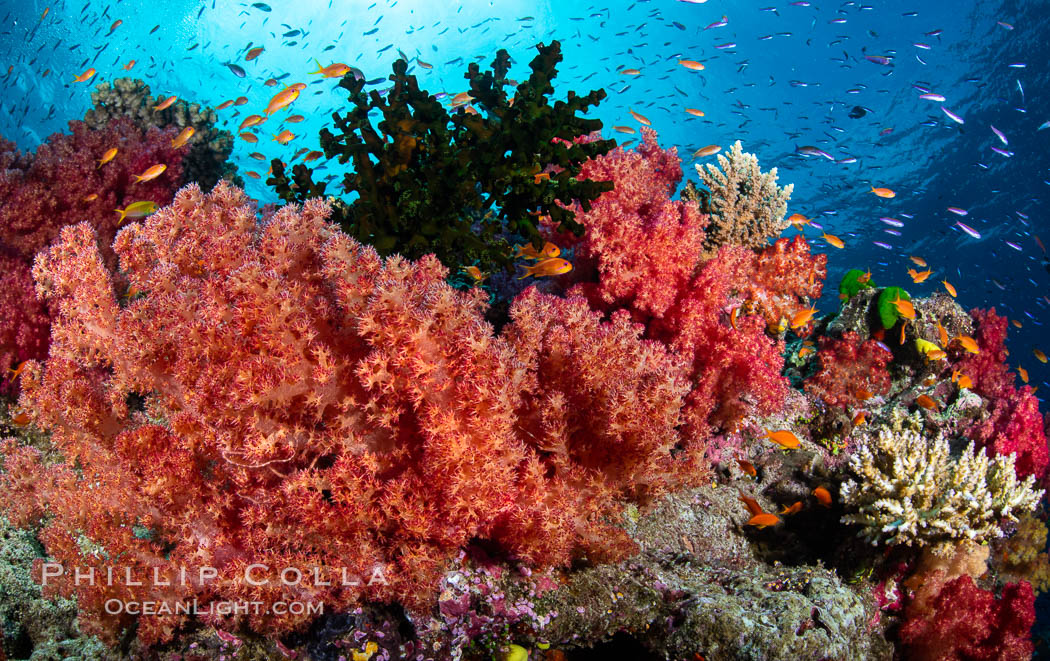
[
  {"left": 0, "top": 117, "right": 184, "bottom": 264},
  {"left": 269, "top": 42, "right": 615, "bottom": 274},
  {"left": 840, "top": 411, "right": 1043, "bottom": 547},
  {"left": 953, "top": 308, "right": 1049, "bottom": 481},
  {"left": 83, "top": 77, "right": 237, "bottom": 190},
  {"left": 1, "top": 182, "right": 716, "bottom": 647},
  {"left": 805, "top": 331, "right": 892, "bottom": 410},
  {"left": 688, "top": 140, "right": 793, "bottom": 255},
  {"left": 898, "top": 576, "right": 1035, "bottom": 661}
]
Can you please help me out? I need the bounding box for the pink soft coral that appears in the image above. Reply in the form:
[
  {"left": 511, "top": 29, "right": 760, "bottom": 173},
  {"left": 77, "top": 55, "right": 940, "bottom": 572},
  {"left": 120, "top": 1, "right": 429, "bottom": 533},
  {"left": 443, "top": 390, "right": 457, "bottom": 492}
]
[
  {"left": 1, "top": 182, "right": 710, "bottom": 646},
  {"left": 898, "top": 576, "right": 1035, "bottom": 661},
  {"left": 805, "top": 331, "right": 893, "bottom": 410},
  {"left": 559, "top": 126, "right": 707, "bottom": 320},
  {"left": 0, "top": 117, "right": 185, "bottom": 267},
  {"left": 0, "top": 254, "right": 50, "bottom": 394},
  {"left": 953, "top": 308, "right": 1048, "bottom": 481}
]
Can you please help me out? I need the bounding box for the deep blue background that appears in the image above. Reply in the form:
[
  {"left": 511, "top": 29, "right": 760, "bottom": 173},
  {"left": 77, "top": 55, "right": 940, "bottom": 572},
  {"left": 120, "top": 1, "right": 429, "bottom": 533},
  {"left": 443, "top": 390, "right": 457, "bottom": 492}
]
[{"left": 2, "top": 0, "right": 1050, "bottom": 649}]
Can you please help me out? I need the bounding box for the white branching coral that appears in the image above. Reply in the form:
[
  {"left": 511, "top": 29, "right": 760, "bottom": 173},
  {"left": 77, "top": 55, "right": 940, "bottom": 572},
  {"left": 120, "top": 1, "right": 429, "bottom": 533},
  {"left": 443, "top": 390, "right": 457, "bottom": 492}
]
[
  {"left": 691, "top": 140, "right": 793, "bottom": 254},
  {"left": 840, "top": 413, "right": 1043, "bottom": 547}
]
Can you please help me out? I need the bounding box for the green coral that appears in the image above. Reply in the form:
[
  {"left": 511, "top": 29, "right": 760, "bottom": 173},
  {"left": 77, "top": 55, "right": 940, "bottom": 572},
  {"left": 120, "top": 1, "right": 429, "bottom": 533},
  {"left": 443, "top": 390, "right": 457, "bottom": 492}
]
[
  {"left": 839, "top": 268, "right": 875, "bottom": 301},
  {"left": 268, "top": 42, "right": 616, "bottom": 273},
  {"left": 876, "top": 286, "right": 911, "bottom": 329}
]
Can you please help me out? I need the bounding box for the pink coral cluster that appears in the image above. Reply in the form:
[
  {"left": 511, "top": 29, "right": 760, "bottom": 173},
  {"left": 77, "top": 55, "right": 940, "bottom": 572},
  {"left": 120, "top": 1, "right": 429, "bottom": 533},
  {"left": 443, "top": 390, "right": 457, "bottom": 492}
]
[
  {"left": 553, "top": 127, "right": 825, "bottom": 437},
  {"left": 952, "top": 308, "right": 1048, "bottom": 481},
  {"left": 805, "top": 331, "right": 893, "bottom": 410},
  {"left": 1, "top": 182, "right": 709, "bottom": 645},
  {"left": 898, "top": 576, "right": 1035, "bottom": 661},
  {"left": 0, "top": 117, "right": 185, "bottom": 390}
]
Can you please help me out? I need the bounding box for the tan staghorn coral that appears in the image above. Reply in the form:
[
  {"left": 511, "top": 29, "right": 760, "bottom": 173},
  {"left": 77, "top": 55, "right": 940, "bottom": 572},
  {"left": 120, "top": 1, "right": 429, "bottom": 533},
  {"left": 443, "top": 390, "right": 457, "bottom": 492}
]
[
  {"left": 840, "top": 410, "right": 1043, "bottom": 547},
  {"left": 687, "top": 140, "right": 793, "bottom": 256}
]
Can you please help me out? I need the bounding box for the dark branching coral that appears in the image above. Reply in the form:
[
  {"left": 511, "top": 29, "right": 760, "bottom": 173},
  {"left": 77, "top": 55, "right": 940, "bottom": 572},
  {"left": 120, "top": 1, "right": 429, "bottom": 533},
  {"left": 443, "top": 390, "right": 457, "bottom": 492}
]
[
  {"left": 268, "top": 41, "right": 616, "bottom": 272},
  {"left": 83, "top": 78, "right": 237, "bottom": 190}
]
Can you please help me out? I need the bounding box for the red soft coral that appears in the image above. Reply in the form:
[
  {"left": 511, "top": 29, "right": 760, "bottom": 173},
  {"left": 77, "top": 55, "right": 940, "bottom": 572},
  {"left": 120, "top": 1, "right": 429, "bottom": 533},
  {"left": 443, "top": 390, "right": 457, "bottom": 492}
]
[
  {"left": 0, "top": 117, "right": 184, "bottom": 268},
  {"left": 805, "top": 331, "right": 893, "bottom": 410},
  {"left": 1, "top": 182, "right": 710, "bottom": 646},
  {"left": 899, "top": 576, "right": 1035, "bottom": 661},
  {"left": 559, "top": 126, "right": 707, "bottom": 320},
  {"left": 0, "top": 254, "right": 50, "bottom": 395},
  {"left": 953, "top": 308, "right": 1048, "bottom": 481}
]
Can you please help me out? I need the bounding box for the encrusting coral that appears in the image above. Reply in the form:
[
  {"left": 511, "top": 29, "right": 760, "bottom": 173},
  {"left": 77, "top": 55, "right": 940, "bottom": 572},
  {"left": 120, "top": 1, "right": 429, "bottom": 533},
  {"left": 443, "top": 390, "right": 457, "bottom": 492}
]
[
  {"left": 687, "top": 139, "right": 793, "bottom": 256},
  {"left": 83, "top": 77, "right": 237, "bottom": 190},
  {"left": 840, "top": 410, "right": 1043, "bottom": 547}
]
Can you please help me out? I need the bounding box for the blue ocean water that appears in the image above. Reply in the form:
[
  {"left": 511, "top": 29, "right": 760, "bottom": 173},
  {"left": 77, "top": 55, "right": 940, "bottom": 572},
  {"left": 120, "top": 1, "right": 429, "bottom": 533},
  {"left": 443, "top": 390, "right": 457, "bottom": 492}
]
[{"left": 1, "top": 0, "right": 1049, "bottom": 652}]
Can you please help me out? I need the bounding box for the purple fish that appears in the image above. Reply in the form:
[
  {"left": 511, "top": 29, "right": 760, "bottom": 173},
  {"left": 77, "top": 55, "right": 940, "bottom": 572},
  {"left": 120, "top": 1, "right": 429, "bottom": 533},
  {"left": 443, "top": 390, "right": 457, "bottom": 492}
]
[
  {"left": 1006, "top": 241, "right": 1023, "bottom": 251},
  {"left": 714, "top": 42, "right": 737, "bottom": 49},
  {"left": 913, "top": 42, "right": 931, "bottom": 49},
  {"left": 880, "top": 217, "right": 904, "bottom": 227},
  {"left": 990, "top": 125, "right": 1008, "bottom": 145},
  {"left": 998, "top": 21, "right": 1014, "bottom": 30},
  {"left": 836, "top": 156, "right": 858, "bottom": 164},
  {"left": 920, "top": 93, "right": 946, "bottom": 102},
  {"left": 873, "top": 340, "right": 892, "bottom": 353},
  {"left": 991, "top": 146, "right": 1014, "bottom": 157},
  {"left": 796, "top": 145, "right": 835, "bottom": 160},
  {"left": 704, "top": 15, "right": 728, "bottom": 30},
  {"left": 956, "top": 222, "right": 981, "bottom": 239},
  {"left": 884, "top": 229, "right": 902, "bottom": 236},
  {"left": 1008, "top": 62, "right": 1026, "bottom": 68},
  {"left": 873, "top": 241, "right": 893, "bottom": 249},
  {"left": 947, "top": 207, "right": 968, "bottom": 216},
  {"left": 879, "top": 127, "right": 894, "bottom": 136},
  {"left": 866, "top": 55, "right": 892, "bottom": 65},
  {"left": 941, "top": 106, "right": 965, "bottom": 124}
]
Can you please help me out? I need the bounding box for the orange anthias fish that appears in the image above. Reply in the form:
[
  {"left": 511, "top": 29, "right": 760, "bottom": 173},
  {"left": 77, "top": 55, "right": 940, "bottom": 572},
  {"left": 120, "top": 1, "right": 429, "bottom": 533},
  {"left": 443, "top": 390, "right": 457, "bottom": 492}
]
[
  {"left": 72, "top": 67, "right": 96, "bottom": 83},
  {"left": 240, "top": 132, "right": 259, "bottom": 143},
  {"left": 746, "top": 512, "right": 781, "bottom": 529},
  {"left": 942, "top": 280, "right": 957, "bottom": 297},
  {"left": 780, "top": 501, "right": 803, "bottom": 516},
  {"left": 765, "top": 429, "right": 800, "bottom": 450},
  {"left": 518, "top": 258, "right": 572, "bottom": 280},
  {"left": 613, "top": 126, "right": 636, "bottom": 134},
  {"left": 813, "top": 486, "right": 832, "bottom": 507},
  {"left": 787, "top": 213, "right": 811, "bottom": 228},
  {"left": 303, "top": 150, "right": 324, "bottom": 162},
  {"left": 909, "top": 256, "right": 927, "bottom": 267},
  {"left": 272, "top": 130, "right": 296, "bottom": 144},
  {"left": 790, "top": 306, "right": 818, "bottom": 330},
  {"left": 871, "top": 186, "right": 896, "bottom": 198},
  {"left": 693, "top": 144, "right": 721, "bottom": 158},
  {"left": 265, "top": 86, "right": 301, "bottom": 115},
  {"left": 1035, "top": 348, "right": 1048, "bottom": 364},
  {"left": 216, "top": 99, "right": 235, "bottom": 110},
  {"left": 8, "top": 360, "right": 28, "bottom": 379},
  {"left": 908, "top": 268, "right": 932, "bottom": 283},
  {"left": 891, "top": 293, "right": 915, "bottom": 320},
  {"left": 11, "top": 412, "right": 30, "bottom": 426},
  {"left": 685, "top": 108, "right": 705, "bottom": 117},
  {"left": 171, "top": 127, "right": 195, "bottom": 148},
  {"left": 936, "top": 320, "right": 949, "bottom": 346},
  {"left": 821, "top": 232, "right": 845, "bottom": 249},
  {"left": 97, "top": 147, "right": 118, "bottom": 168},
  {"left": 239, "top": 115, "right": 266, "bottom": 131},
  {"left": 310, "top": 59, "right": 352, "bottom": 78},
  {"left": 153, "top": 95, "right": 178, "bottom": 111},
  {"left": 245, "top": 46, "right": 265, "bottom": 61},
  {"left": 285, "top": 114, "right": 306, "bottom": 123},
  {"left": 739, "top": 493, "right": 763, "bottom": 516},
  {"left": 514, "top": 242, "right": 560, "bottom": 261},
  {"left": 958, "top": 374, "right": 974, "bottom": 389},
  {"left": 620, "top": 68, "right": 641, "bottom": 75},
  {"left": 629, "top": 109, "right": 651, "bottom": 126},
  {"left": 852, "top": 411, "right": 867, "bottom": 426},
  {"left": 123, "top": 60, "right": 136, "bottom": 70},
  {"left": 1018, "top": 366, "right": 1029, "bottom": 384},
  {"left": 915, "top": 394, "right": 940, "bottom": 411},
  {"left": 678, "top": 59, "right": 705, "bottom": 71},
  {"left": 1012, "top": 319, "right": 1023, "bottom": 329},
  {"left": 131, "top": 164, "right": 166, "bottom": 183},
  {"left": 736, "top": 459, "right": 757, "bottom": 477},
  {"left": 461, "top": 266, "right": 486, "bottom": 285},
  {"left": 954, "top": 335, "right": 980, "bottom": 354},
  {"left": 233, "top": 96, "right": 249, "bottom": 106}
]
